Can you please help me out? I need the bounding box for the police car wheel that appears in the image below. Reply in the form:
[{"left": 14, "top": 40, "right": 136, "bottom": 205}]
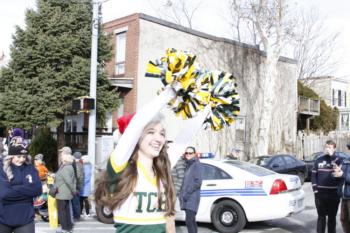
[
  {"left": 96, "top": 204, "right": 114, "bottom": 224},
  {"left": 211, "top": 200, "right": 246, "bottom": 233}
]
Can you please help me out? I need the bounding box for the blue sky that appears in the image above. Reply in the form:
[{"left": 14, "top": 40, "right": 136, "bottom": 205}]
[{"left": 1, "top": 0, "right": 349, "bottom": 78}]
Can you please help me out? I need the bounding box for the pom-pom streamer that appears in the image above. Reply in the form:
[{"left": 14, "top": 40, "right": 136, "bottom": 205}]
[{"left": 145, "top": 48, "right": 240, "bottom": 131}]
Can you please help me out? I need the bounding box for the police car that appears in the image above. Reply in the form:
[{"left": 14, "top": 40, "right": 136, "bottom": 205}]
[{"left": 175, "top": 159, "right": 305, "bottom": 233}]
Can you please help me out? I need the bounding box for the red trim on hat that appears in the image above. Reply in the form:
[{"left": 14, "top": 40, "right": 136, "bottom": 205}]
[{"left": 116, "top": 113, "right": 135, "bottom": 134}]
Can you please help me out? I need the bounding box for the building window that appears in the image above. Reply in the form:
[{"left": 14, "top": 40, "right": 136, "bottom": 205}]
[
  {"left": 65, "top": 119, "right": 78, "bottom": 132},
  {"left": 345, "top": 92, "right": 347, "bottom": 107},
  {"left": 341, "top": 113, "right": 349, "bottom": 131},
  {"left": 117, "top": 97, "right": 124, "bottom": 117},
  {"left": 65, "top": 119, "right": 72, "bottom": 133},
  {"left": 72, "top": 120, "right": 77, "bottom": 132},
  {"left": 115, "top": 32, "right": 126, "bottom": 75},
  {"left": 332, "top": 89, "right": 347, "bottom": 107}
]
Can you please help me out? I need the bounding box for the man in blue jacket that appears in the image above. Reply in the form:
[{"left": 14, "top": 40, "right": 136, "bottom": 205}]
[
  {"left": 0, "top": 143, "right": 42, "bottom": 233},
  {"left": 180, "top": 146, "right": 203, "bottom": 233},
  {"left": 311, "top": 140, "right": 343, "bottom": 233}
]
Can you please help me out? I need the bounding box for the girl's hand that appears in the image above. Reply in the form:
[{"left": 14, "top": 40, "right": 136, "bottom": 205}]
[{"left": 162, "top": 85, "right": 176, "bottom": 99}]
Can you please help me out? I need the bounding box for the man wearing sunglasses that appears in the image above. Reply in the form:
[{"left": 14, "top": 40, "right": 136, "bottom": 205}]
[{"left": 179, "top": 146, "right": 203, "bottom": 233}]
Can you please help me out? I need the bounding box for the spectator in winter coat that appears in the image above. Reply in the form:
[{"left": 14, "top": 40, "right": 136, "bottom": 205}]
[
  {"left": 171, "top": 154, "right": 186, "bottom": 196},
  {"left": 311, "top": 140, "right": 343, "bottom": 233},
  {"left": 55, "top": 149, "right": 76, "bottom": 233},
  {"left": 71, "top": 151, "right": 84, "bottom": 220},
  {"left": 80, "top": 155, "right": 92, "bottom": 217},
  {"left": 0, "top": 143, "right": 42, "bottom": 233},
  {"left": 34, "top": 154, "right": 48, "bottom": 181},
  {"left": 180, "top": 146, "right": 203, "bottom": 233}
]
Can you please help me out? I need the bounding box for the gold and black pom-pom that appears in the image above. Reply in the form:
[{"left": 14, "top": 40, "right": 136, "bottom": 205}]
[{"left": 145, "top": 48, "right": 240, "bottom": 131}]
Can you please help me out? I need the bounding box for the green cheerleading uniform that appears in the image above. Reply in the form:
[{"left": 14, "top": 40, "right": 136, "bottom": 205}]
[
  {"left": 108, "top": 159, "right": 166, "bottom": 233},
  {"left": 107, "top": 86, "right": 211, "bottom": 233}
]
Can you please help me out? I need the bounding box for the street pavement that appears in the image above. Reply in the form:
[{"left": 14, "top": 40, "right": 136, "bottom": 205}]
[
  {"left": 36, "top": 182, "right": 343, "bottom": 233},
  {"left": 235, "top": 182, "right": 342, "bottom": 233},
  {"left": 36, "top": 217, "right": 115, "bottom": 233}
]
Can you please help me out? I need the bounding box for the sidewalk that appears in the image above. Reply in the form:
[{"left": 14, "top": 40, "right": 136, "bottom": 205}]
[{"left": 35, "top": 216, "right": 115, "bottom": 233}]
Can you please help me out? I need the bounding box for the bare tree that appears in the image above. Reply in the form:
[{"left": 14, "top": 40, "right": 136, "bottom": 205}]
[
  {"left": 293, "top": 8, "right": 340, "bottom": 83},
  {"left": 146, "top": 0, "right": 299, "bottom": 157},
  {"left": 228, "top": 0, "right": 297, "bottom": 157},
  {"left": 147, "top": 0, "right": 203, "bottom": 28},
  {"left": 228, "top": 0, "right": 260, "bottom": 45}
]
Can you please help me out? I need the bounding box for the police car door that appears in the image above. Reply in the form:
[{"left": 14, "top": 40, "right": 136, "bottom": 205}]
[{"left": 198, "top": 163, "right": 233, "bottom": 217}]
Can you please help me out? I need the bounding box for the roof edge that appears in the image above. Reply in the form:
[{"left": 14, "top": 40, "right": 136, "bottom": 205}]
[{"left": 138, "top": 13, "right": 297, "bottom": 64}]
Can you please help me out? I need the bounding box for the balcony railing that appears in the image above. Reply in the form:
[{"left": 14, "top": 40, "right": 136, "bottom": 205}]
[{"left": 298, "top": 96, "right": 320, "bottom": 116}]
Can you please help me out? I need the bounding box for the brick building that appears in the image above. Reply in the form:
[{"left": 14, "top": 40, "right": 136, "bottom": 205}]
[{"left": 74, "top": 13, "right": 298, "bottom": 158}]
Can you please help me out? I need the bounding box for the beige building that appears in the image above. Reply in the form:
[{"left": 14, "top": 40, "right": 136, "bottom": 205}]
[
  {"left": 304, "top": 76, "right": 350, "bottom": 131},
  {"left": 103, "top": 13, "right": 298, "bottom": 158}
]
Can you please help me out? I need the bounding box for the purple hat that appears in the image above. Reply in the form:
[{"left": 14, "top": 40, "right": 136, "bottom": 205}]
[{"left": 12, "top": 128, "right": 24, "bottom": 137}]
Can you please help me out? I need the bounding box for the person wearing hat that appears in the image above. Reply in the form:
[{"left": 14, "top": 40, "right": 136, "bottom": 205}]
[
  {"left": 59, "top": 147, "right": 72, "bottom": 162},
  {"left": 0, "top": 143, "right": 42, "bottom": 233},
  {"left": 71, "top": 151, "right": 84, "bottom": 221},
  {"left": 34, "top": 154, "right": 48, "bottom": 181},
  {"left": 55, "top": 149, "right": 76, "bottom": 233},
  {"left": 79, "top": 155, "right": 92, "bottom": 217},
  {"left": 33, "top": 154, "right": 49, "bottom": 209}
]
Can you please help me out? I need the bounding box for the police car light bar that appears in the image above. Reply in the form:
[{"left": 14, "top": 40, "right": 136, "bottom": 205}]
[{"left": 198, "top": 152, "right": 215, "bottom": 159}]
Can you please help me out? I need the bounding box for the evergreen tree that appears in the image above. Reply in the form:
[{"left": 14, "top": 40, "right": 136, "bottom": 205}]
[
  {"left": 29, "top": 127, "right": 58, "bottom": 171},
  {"left": 297, "top": 81, "right": 338, "bottom": 133},
  {"left": 0, "top": 0, "right": 119, "bottom": 147}
]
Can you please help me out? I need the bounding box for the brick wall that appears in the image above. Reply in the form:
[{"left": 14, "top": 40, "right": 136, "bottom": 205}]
[{"left": 104, "top": 13, "right": 140, "bottom": 127}]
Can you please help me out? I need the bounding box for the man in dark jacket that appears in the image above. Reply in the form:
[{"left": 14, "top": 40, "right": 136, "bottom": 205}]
[
  {"left": 72, "top": 151, "right": 84, "bottom": 220},
  {"left": 311, "top": 140, "right": 343, "bottom": 233},
  {"left": 180, "top": 146, "right": 202, "bottom": 233}
]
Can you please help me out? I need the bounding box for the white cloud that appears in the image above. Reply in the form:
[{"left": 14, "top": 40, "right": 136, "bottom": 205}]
[{"left": 0, "top": 0, "right": 36, "bottom": 61}]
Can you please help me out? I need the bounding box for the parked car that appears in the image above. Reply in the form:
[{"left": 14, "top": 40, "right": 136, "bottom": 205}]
[
  {"left": 304, "top": 151, "right": 350, "bottom": 181},
  {"left": 250, "top": 154, "right": 308, "bottom": 184},
  {"left": 96, "top": 159, "right": 305, "bottom": 233}
]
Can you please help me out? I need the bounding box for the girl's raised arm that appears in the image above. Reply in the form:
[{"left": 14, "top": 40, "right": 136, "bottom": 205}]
[{"left": 109, "top": 86, "right": 175, "bottom": 173}]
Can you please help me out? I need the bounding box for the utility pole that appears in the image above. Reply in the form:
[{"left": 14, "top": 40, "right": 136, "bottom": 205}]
[{"left": 88, "top": 0, "right": 99, "bottom": 193}]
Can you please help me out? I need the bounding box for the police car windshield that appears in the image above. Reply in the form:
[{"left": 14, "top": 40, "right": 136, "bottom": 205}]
[{"left": 224, "top": 160, "right": 275, "bottom": 176}]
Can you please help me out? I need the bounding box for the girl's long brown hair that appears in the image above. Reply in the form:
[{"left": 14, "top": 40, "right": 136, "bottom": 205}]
[{"left": 95, "top": 128, "right": 176, "bottom": 216}]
